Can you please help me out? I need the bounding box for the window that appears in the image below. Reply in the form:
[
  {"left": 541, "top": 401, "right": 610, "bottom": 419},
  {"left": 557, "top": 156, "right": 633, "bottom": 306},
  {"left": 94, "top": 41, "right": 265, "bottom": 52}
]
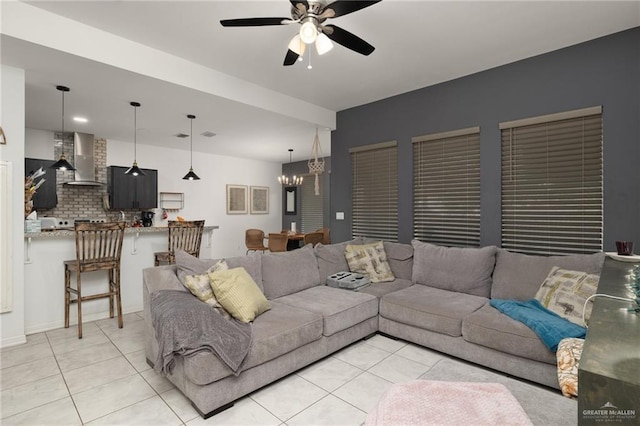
[
  {"left": 350, "top": 141, "right": 398, "bottom": 241},
  {"left": 412, "top": 127, "right": 481, "bottom": 247},
  {"left": 301, "top": 175, "right": 323, "bottom": 233},
  {"left": 500, "top": 106, "right": 603, "bottom": 255}
]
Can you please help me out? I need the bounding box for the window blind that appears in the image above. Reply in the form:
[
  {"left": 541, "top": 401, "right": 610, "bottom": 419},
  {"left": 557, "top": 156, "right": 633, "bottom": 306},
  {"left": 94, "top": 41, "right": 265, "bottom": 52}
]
[
  {"left": 412, "top": 127, "right": 481, "bottom": 247},
  {"left": 301, "top": 175, "right": 324, "bottom": 233},
  {"left": 500, "top": 106, "right": 603, "bottom": 255},
  {"left": 350, "top": 141, "right": 398, "bottom": 241}
]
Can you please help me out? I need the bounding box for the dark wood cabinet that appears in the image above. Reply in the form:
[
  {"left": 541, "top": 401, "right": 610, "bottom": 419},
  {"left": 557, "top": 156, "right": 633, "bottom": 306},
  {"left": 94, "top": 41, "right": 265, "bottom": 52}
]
[
  {"left": 25, "top": 158, "right": 57, "bottom": 209},
  {"left": 107, "top": 166, "right": 158, "bottom": 209}
]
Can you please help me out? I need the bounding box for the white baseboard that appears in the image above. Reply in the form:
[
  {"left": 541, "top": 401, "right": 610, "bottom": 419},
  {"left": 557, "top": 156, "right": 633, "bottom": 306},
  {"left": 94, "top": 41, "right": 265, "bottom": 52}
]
[
  {"left": 1, "top": 334, "right": 27, "bottom": 349},
  {"left": 24, "top": 304, "right": 143, "bottom": 336}
]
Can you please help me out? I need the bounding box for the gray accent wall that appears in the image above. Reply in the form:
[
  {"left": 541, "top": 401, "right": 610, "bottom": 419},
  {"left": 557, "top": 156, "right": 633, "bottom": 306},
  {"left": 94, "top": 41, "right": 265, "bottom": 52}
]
[
  {"left": 330, "top": 27, "right": 640, "bottom": 251},
  {"left": 281, "top": 157, "right": 331, "bottom": 232}
]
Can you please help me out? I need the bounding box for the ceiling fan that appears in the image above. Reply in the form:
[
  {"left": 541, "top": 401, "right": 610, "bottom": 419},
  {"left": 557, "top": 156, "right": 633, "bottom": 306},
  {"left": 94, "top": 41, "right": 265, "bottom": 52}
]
[{"left": 220, "top": 0, "right": 381, "bottom": 66}]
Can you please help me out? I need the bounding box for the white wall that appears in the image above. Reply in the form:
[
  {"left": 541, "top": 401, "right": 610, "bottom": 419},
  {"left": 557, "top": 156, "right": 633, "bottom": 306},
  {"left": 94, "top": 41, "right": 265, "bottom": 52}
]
[
  {"left": 0, "top": 65, "right": 27, "bottom": 347},
  {"left": 25, "top": 128, "right": 54, "bottom": 159},
  {"left": 107, "top": 139, "right": 283, "bottom": 259}
]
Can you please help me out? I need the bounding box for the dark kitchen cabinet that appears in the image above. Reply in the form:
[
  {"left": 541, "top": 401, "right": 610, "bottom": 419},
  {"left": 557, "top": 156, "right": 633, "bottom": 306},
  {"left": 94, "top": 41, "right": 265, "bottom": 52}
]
[
  {"left": 25, "top": 158, "right": 57, "bottom": 209},
  {"left": 107, "top": 166, "right": 158, "bottom": 209}
]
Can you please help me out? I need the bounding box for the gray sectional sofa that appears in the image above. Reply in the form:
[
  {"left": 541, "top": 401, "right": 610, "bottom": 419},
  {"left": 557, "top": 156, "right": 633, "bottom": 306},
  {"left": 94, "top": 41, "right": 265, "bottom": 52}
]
[{"left": 142, "top": 238, "right": 605, "bottom": 418}]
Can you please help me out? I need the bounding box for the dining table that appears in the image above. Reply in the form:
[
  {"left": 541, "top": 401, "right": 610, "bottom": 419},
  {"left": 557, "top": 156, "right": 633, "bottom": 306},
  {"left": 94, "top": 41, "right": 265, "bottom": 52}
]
[{"left": 285, "top": 232, "right": 305, "bottom": 250}]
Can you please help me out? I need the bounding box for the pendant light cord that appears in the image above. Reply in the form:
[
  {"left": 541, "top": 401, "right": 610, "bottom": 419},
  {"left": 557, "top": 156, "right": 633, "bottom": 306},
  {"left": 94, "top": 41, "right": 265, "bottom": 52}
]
[
  {"left": 61, "top": 89, "right": 65, "bottom": 135},
  {"left": 133, "top": 104, "right": 137, "bottom": 162},
  {"left": 190, "top": 116, "right": 194, "bottom": 168}
]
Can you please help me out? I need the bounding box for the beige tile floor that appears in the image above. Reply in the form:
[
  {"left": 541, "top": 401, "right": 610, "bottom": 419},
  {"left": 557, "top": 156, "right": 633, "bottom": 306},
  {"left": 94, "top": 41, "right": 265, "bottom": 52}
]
[{"left": 0, "top": 312, "right": 574, "bottom": 425}]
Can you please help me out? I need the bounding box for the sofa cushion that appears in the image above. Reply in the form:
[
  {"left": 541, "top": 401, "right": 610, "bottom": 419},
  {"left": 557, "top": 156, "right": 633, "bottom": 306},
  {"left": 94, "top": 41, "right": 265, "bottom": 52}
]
[
  {"left": 314, "top": 238, "right": 365, "bottom": 283},
  {"left": 209, "top": 268, "right": 271, "bottom": 323},
  {"left": 182, "top": 301, "right": 323, "bottom": 385},
  {"left": 411, "top": 240, "right": 497, "bottom": 298},
  {"left": 261, "top": 245, "right": 321, "bottom": 299},
  {"left": 491, "top": 249, "right": 605, "bottom": 300},
  {"left": 274, "top": 286, "right": 378, "bottom": 336},
  {"left": 462, "top": 303, "right": 556, "bottom": 364},
  {"left": 380, "top": 285, "right": 488, "bottom": 337},
  {"left": 384, "top": 242, "right": 414, "bottom": 280},
  {"left": 345, "top": 241, "right": 395, "bottom": 283},
  {"left": 175, "top": 251, "right": 264, "bottom": 292},
  {"left": 359, "top": 278, "right": 414, "bottom": 299}
]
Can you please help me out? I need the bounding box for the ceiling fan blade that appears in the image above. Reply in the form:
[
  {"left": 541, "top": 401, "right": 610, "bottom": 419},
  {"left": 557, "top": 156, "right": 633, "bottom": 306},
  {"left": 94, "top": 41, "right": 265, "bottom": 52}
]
[
  {"left": 283, "top": 49, "right": 299, "bottom": 66},
  {"left": 320, "top": 1, "right": 381, "bottom": 19},
  {"left": 322, "top": 24, "right": 375, "bottom": 55},
  {"left": 290, "top": 0, "right": 308, "bottom": 13},
  {"left": 220, "top": 17, "right": 290, "bottom": 27}
]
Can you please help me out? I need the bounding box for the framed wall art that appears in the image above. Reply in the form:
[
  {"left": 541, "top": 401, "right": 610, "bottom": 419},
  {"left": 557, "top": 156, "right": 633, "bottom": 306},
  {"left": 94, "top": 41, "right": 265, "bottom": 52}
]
[
  {"left": 226, "top": 184, "right": 248, "bottom": 214},
  {"left": 250, "top": 186, "right": 269, "bottom": 214}
]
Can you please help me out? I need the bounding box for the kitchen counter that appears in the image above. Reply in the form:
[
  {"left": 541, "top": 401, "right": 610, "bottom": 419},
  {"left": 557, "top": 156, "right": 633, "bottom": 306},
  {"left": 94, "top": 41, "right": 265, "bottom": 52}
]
[
  {"left": 22, "top": 224, "right": 219, "bottom": 335},
  {"left": 25, "top": 225, "right": 219, "bottom": 238}
]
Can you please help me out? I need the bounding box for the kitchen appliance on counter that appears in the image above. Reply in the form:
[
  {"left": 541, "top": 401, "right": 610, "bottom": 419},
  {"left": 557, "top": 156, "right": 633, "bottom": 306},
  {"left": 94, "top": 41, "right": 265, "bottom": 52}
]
[{"left": 141, "top": 211, "right": 155, "bottom": 227}]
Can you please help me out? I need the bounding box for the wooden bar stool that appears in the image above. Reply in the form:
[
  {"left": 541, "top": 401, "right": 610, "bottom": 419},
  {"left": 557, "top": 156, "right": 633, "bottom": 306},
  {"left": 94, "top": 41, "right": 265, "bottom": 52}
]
[
  {"left": 64, "top": 221, "right": 126, "bottom": 338},
  {"left": 154, "top": 220, "right": 205, "bottom": 266}
]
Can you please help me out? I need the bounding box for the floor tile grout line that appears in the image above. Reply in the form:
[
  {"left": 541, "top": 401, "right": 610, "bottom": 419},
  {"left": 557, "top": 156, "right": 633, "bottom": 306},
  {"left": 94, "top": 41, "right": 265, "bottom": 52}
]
[{"left": 44, "top": 326, "right": 86, "bottom": 425}]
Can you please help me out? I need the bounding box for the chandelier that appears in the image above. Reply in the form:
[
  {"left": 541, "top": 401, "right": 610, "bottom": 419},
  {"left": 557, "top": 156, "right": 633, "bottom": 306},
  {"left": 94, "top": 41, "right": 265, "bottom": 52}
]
[{"left": 278, "top": 149, "right": 303, "bottom": 186}]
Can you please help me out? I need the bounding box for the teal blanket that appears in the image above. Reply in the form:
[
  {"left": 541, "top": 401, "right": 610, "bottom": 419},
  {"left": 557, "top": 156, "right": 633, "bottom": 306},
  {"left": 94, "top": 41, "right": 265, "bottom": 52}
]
[{"left": 490, "top": 299, "right": 586, "bottom": 352}]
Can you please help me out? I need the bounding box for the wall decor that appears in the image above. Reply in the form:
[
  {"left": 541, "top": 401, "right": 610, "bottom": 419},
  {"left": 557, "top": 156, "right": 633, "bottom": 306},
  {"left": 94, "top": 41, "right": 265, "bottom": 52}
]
[
  {"left": 0, "top": 126, "right": 6, "bottom": 144},
  {"left": 226, "top": 184, "right": 248, "bottom": 214},
  {"left": 250, "top": 186, "right": 269, "bottom": 214},
  {"left": 284, "top": 186, "right": 297, "bottom": 215}
]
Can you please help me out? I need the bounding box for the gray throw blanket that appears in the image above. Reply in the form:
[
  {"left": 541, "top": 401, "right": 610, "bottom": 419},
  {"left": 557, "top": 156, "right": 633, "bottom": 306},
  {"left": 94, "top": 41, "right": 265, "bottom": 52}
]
[{"left": 150, "top": 290, "right": 252, "bottom": 376}]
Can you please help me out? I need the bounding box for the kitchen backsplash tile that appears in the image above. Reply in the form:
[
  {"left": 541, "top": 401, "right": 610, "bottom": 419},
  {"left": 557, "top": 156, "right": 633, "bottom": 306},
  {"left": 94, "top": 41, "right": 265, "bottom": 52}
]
[{"left": 36, "top": 135, "right": 141, "bottom": 222}]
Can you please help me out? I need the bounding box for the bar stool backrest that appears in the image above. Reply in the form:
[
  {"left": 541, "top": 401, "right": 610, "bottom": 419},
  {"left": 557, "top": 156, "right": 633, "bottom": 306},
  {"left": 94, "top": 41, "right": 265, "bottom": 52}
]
[
  {"left": 167, "top": 220, "right": 205, "bottom": 262},
  {"left": 74, "top": 222, "right": 126, "bottom": 272}
]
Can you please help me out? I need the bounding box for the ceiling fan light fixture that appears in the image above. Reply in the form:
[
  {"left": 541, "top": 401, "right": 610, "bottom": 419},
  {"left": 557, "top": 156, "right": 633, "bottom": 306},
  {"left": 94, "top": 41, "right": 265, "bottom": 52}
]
[
  {"left": 287, "top": 34, "right": 306, "bottom": 56},
  {"left": 299, "top": 20, "right": 318, "bottom": 44},
  {"left": 315, "top": 33, "right": 333, "bottom": 55}
]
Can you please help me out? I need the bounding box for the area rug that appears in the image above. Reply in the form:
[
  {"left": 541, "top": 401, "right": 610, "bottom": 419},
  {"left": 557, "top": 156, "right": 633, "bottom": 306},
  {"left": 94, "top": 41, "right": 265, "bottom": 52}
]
[
  {"left": 419, "top": 357, "right": 577, "bottom": 425},
  {"left": 364, "top": 380, "right": 533, "bottom": 426}
]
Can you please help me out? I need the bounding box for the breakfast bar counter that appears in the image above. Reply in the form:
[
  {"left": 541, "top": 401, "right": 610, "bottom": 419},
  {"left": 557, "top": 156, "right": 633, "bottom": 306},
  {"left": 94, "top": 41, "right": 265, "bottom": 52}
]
[{"left": 23, "top": 225, "right": 218, "bottom": 334}]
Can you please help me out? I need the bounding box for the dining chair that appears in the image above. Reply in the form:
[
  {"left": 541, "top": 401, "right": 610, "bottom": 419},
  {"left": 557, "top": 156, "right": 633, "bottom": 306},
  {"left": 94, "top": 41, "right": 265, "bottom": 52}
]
[
  {"left": 303, "top": 231, "right": 324, "bottom": 247},
  {"left": 245, "top": 228, "right": 268, "bottom": 254},
  {"left": 268, "top": 232, "right": 289, "bottom": 252},
  {"left": 64, "top": 221, "right": 126, "bottom": 338},
  {"left": 316, "top": 227, "right": 331, "bottom": 245},
  {"left": 154, "top": 220, "right": 205, "bottom": 266}
]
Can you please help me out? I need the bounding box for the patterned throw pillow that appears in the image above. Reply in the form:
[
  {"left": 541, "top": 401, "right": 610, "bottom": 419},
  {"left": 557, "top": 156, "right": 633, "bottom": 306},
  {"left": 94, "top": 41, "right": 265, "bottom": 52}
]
[
  {"left": 535, "top": 267, "right": 599, "bottom": 326},
  {"left": 557, "top": 337, "right": 584, "bottom": 398},
  {"left": 344, "top": 241, "right": 395, "bottom": 283},
  {"left": 183, "top": 260, "right": 231, "bottom": 319}
]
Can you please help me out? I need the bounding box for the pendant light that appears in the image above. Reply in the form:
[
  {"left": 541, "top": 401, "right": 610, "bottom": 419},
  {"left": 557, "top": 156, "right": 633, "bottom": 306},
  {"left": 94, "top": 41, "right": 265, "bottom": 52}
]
[
  {"left": 50, "top": 85, "right": 75, "bottom": 171},
  {"left": 125, "top": 101, "right": 145, "bottom": 176},
  {"left": 278, "top": 149, "right": 303, "bottom": 186},
  {"left": 182, "top": 114, "right": 200, "bottom": 181}
]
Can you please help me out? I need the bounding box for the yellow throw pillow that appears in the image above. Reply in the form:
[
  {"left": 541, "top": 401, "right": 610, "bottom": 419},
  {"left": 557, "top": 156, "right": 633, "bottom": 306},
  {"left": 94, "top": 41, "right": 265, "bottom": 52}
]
[
  {"left": 209, "top": 267, "right": 270, "bottom": 323},
  {"left": 344, "top": 241, "right": 395, "bottom": 283}
]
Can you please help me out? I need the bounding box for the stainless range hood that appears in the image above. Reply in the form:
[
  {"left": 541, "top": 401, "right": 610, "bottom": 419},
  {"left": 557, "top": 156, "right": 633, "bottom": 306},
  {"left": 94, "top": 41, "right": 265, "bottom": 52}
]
[{"left": 64, "top": 132, "right": 105, "bottom": 186}]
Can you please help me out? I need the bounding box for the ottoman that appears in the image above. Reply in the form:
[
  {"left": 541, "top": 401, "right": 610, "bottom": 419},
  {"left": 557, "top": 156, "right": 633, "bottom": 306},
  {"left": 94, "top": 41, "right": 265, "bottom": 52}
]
[{"left": 365, "top": 380, "right": 533, "bottom": 425}]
